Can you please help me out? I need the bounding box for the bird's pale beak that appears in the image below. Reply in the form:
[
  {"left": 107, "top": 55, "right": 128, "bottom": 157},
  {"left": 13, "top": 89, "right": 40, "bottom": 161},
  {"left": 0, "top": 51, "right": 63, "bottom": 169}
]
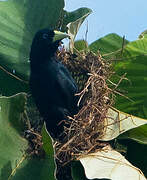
[{"left": 53, "top": 30, "right": 69, "bottom": 42}]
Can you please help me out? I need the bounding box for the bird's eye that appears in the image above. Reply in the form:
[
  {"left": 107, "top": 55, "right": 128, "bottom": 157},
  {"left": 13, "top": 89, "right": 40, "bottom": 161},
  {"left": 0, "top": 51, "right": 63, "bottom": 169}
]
[{"left": 42, "top": 33, "right": 49, "bottom": 39}]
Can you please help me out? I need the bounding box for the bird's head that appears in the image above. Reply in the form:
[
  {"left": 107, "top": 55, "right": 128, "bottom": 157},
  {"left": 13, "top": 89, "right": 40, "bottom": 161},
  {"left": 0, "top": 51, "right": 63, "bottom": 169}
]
[{"left": 30, "top": 29, "right": 69, "bottom": 62}]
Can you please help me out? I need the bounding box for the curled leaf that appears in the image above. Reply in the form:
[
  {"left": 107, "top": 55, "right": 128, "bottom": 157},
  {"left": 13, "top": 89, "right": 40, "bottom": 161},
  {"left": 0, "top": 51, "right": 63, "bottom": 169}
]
[
  {"left": 80, "top": 145, "right": 146, "bottom": 180},
  {"left": 100, "top": 107, "right": 147, "bottom": 141}
]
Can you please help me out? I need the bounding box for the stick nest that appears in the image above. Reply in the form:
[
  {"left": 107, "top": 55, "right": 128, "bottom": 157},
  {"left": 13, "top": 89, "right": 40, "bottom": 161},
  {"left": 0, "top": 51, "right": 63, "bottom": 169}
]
[{"left": 56, "top": 50, "right": 114, "bottom": 164}]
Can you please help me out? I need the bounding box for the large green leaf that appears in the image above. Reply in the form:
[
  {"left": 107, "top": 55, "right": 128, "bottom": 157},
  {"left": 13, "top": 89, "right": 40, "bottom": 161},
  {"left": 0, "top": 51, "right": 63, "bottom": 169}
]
[
  {"left": 0, "top": 68, "right": 29, "bottom": 96},
  {"left": 0, "top": 0, "right": 64, "bottom": 80},
  {"left": 41, "top": 124, "right": 57, "bottom": 180},
  {"left": 0, "top": 93, "right": 58, "bottom": 179},
  {"left": 10, "top": 157, "right": 56, "bottom": 180},
  {"left": 119, "top": 124, "right": 147, "bottom": 144},
  {"left": 114, "top": 38, "right": 147, "bottom": 118},
  {"left": 0, "top": 0, "right": 64, "bottom": 95},
  {"left": 112, "top": 36, "right": 147, "bottom": 145},
  {"left": 0, "top": 93, "right": 28, "bottom": 179},
  {"left": 89, "top": 33, "right": 129, "bottom": 55}
]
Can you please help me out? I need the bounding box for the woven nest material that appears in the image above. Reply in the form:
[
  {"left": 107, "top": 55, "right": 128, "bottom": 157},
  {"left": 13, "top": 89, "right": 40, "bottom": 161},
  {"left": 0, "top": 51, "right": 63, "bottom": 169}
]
[{"left": 55, "top": 50, "right": 115, "bottom": 164}]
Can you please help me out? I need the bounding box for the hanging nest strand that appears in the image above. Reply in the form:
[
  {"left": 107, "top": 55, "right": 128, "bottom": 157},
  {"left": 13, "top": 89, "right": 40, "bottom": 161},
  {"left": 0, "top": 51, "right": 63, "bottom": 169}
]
[{"left": 55, "top": 50, "right": 115, "bottom": 163}]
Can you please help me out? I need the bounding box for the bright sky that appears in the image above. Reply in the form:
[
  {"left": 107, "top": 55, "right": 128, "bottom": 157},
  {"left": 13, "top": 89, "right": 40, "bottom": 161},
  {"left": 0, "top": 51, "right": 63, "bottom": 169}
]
[{"left": 64, "top": 0, "right": 147, "bottom": 44}]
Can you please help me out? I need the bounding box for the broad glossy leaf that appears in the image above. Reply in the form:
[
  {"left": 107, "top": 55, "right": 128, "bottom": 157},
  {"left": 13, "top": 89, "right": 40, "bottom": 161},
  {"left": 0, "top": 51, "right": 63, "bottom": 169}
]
[
  {"left": 0, "top": 93, "right": 28, "bottom": 179},
  {"left": 0, "top": 68, "right": 29, "bottom": 96},
  {"left": 11, "top": 157, "right": 56, "bottom": 180},
  {"left": 0, "top": 93, "right": 58, "bottom": 179},
  {"left": 89, "top": 33, "right": 129, "bottom": 55},
  {"left": 110, "top": 36, "right": 147, "bottom": 146},
  {"left": 118, "top": 124, "right": 147, "bottom": 144},
  {"left": 12, "top": 125, "right": 57, "bottom": 180},
  {"left": 114, "top": 38, "right": 147, "bottom": 119},
  {"left": 0, "top": 0, "right": 64, "bottom": 95},
  {"left": 41, "top": 124, "right": 57, "bottom": 180}
]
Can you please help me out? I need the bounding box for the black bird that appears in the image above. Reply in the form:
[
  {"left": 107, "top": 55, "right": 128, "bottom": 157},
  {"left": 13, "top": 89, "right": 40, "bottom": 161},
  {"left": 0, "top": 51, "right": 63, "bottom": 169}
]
[{"left": 29, "top": 29, "right": 79, "bottom": 139}]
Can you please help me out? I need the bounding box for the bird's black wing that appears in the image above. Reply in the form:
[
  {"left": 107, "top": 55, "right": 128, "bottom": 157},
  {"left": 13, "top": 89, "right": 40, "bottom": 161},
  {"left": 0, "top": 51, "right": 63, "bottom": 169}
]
[{"left": 56, "top": 61, "right": 79, "bottom": 114}]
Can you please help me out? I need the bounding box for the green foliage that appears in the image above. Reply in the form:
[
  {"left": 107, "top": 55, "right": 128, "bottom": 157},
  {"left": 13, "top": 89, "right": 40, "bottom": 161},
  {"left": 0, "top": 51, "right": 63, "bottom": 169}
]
[
  {"left": 119, "top": 124, "right": 147, "bottom": 144},
  {"left": 11, "top": 157, "right": 55, "bottom": 180},
  {"left": 114, "top": 37, "right": 147, "bottom": 119},
  {"left": 42, "top": 124, "right": 57, "bottom": 180},
  {"left": 74, "top": 40, "right": 88, "bottom": 52},
  {"left": 125, "top": 140, "right": 147, "bottom": 177},
  {"left": 0, "top": 69, "right": 29, "bottom": 96},
  {"left": 0, "top": 93, "right": 58, "bottom": 180},
  {"left": 0, "top": 0, "right": 64, "bottom": 95},
  {"left": 89, "top": 33, "right": 129, "bottom": 55},
  {"left": 0, "top": 0, "right": 64, "bottom": 80},
  {"left": 71, "top": 161, "right": 86, "bottom": 180},
  {"left": 0, "top": 93, "right": 28, "bottom": 179}
]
